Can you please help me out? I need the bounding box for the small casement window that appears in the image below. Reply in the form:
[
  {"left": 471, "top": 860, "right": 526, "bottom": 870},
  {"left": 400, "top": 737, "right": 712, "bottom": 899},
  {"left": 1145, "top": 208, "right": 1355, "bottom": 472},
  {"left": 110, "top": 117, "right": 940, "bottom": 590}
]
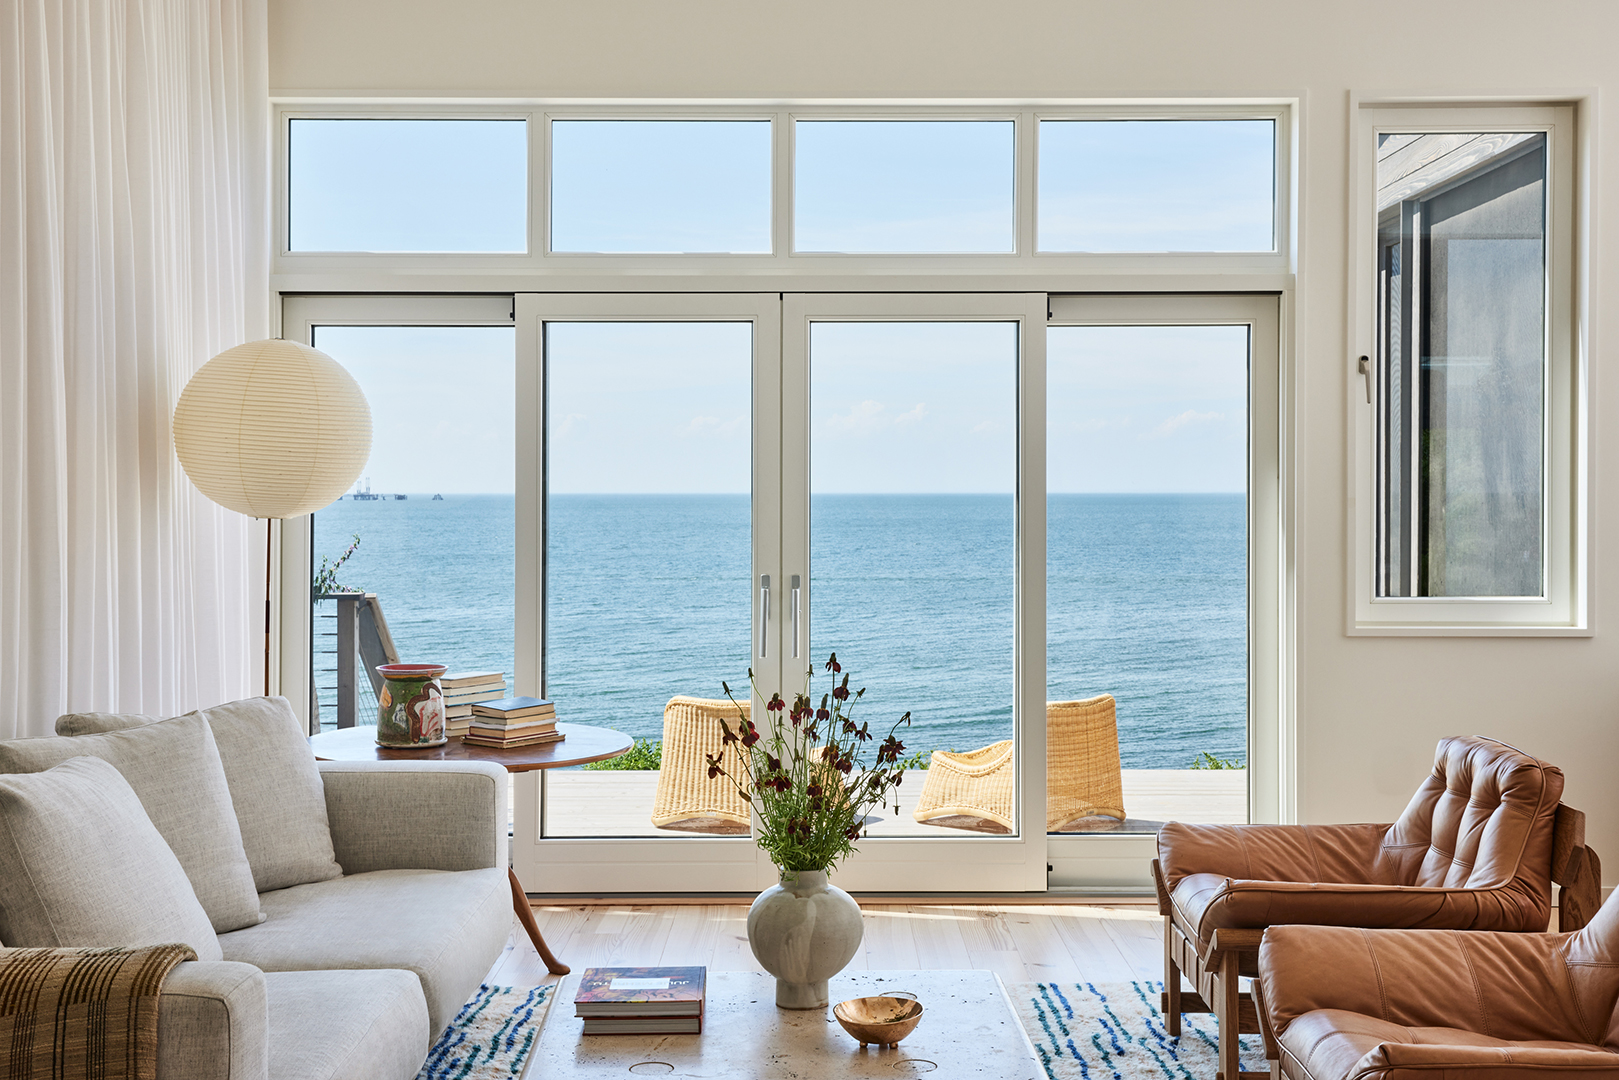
[{"left": 1351, "top": 104, "right": 1583, "bottom": 633}]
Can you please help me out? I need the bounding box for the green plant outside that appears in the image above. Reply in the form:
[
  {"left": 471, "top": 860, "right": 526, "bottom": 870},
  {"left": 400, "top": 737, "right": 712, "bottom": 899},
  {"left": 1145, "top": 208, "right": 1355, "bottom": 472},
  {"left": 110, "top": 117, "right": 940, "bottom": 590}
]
[
  {"left": 583, "top": 738, "right": 663, "bottom": 771},
  {"left": 1188, "top": 751, "right": 1244, "bottom": 770}
]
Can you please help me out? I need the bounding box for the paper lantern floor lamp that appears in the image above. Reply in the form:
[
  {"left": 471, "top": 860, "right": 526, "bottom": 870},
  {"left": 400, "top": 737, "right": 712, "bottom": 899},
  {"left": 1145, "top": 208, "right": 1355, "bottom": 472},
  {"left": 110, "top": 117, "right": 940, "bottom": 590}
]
[{"left": 173, "top": 339, "right": 373, "bottom": 694}]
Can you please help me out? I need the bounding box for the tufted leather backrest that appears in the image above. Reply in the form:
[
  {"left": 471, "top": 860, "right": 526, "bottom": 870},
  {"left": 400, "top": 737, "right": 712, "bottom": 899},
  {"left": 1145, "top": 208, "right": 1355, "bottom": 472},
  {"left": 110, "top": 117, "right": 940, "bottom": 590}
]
[{"left": 1374, "top": 736, "right": 1562, "bottom": 906}]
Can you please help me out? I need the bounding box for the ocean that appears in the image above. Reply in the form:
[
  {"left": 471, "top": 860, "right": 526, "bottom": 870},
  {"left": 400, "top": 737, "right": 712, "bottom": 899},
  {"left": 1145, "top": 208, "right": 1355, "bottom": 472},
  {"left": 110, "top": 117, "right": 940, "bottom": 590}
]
[{"left": 313, "top": 492, "right": 1245, "bottom": 769}]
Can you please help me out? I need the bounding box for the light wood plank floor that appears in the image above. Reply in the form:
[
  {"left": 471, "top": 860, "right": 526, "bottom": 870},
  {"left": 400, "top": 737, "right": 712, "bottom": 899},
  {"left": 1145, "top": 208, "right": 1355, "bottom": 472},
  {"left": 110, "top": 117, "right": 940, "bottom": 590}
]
[{"left": 486, "top": 901, "right": 1166, "bottom": 989}]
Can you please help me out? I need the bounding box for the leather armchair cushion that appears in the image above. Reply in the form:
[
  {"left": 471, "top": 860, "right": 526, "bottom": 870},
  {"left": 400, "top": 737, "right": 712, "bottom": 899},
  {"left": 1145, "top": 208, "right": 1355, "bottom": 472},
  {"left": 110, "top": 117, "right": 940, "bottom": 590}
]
[
  {"left": 1259, "top": 924, "right": 1595, "bottom": 1047},
  {"left": 1276, "top": 1010, "right": 1619, "bottom": 1080}
]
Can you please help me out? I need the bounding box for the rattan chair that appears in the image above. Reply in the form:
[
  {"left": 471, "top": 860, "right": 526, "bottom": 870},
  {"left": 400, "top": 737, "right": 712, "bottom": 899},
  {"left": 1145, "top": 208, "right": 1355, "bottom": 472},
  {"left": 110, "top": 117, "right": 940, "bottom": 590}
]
[
  {"left": 912, "top": 694, "right": 1126, "bottom": 831},
  {"left": 650, "top": 696, "right": 752, "bottom": 831}
]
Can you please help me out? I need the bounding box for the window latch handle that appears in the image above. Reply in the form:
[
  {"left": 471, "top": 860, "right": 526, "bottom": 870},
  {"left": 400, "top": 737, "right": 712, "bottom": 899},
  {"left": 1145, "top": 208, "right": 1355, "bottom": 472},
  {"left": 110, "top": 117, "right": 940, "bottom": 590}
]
[
  {"left": 790, "top": 575, "right": 801, "bottom": 659},
  {"left": 1357, "top": 355, "right": 1373, "bottom": 405},
  {"left": 759, "top": 575, "right": 770, "bottom": 658}
]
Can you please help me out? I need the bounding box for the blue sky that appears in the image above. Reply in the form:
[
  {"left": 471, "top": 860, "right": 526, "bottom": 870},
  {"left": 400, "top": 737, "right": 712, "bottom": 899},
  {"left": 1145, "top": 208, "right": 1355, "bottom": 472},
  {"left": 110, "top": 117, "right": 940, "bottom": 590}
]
[{"left": 296, "top": 118, "right": 1263, "bottom": 495}]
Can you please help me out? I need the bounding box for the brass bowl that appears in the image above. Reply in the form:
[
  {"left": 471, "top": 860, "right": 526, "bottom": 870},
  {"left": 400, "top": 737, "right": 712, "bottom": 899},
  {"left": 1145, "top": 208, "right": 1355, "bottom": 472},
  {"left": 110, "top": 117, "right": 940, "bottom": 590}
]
[{"left": 832, "top": 995, "right": 924, "bottom": 1047}]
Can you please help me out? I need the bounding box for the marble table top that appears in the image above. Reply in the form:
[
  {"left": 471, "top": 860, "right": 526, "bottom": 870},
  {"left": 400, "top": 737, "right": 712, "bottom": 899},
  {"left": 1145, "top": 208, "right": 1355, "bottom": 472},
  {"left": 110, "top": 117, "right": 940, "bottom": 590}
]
[{"left": 529, "top": 969, "right": 1041, "bottom": 1079}]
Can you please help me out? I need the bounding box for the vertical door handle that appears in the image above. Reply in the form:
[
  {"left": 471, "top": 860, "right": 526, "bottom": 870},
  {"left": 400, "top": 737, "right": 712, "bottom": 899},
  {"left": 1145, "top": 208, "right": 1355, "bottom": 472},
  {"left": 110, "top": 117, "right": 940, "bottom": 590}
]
[
  {"left": 790, "top": 575, "right": 801, "bottom": 659},
  {"left": 1358, "top": 355, "right": 1373, "bottom": 405},
  {"left": 759, "top": 575, "right": 770, "bottom": 658}
]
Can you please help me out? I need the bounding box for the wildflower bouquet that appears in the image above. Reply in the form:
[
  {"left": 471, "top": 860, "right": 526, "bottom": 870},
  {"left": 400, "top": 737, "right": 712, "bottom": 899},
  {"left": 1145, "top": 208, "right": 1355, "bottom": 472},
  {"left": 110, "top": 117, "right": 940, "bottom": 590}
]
[{"left": 710, "top": 653, "right": 912, "bottom": 873}]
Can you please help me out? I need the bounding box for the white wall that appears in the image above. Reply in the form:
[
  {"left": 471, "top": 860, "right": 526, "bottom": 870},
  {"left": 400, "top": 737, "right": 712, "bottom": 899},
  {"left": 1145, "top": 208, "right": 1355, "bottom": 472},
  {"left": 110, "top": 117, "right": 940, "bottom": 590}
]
[{"left": 268, "top": 0, "right": 1619, "bottom": 872}]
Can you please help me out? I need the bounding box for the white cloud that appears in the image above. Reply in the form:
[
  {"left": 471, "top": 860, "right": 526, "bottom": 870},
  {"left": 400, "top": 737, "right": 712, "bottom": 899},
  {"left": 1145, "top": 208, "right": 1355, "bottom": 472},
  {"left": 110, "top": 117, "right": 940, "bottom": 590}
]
[
  {"left": 827, "top": 399, "right": 890, "bottom": 433},
  {"left": 681, "top": 414, "right": 747, "bottom": 437},
  {"left": 895, "top": 403, "right": 928, "bottom": 425},
  {"left": 554, "top": 412, "right": 588, "bottom": 440},
  {"left": 1147, "top": 409, "right": 1222, "bottom": 439}
]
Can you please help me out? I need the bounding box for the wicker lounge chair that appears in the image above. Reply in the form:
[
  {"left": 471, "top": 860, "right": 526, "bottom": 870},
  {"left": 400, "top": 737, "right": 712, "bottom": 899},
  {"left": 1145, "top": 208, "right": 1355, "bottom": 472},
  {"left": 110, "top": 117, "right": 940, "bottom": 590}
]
[
  {"left": 650, "top": 696, "right": 752, "bottom": 831},
  {"left": 912, "top": 694, "right": 1126, "bottom": 831}
]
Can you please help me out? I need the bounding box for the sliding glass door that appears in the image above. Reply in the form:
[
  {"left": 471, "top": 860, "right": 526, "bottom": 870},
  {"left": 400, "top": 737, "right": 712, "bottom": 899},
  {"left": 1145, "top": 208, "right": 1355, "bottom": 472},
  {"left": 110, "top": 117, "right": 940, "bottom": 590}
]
[
  {"left": 781, "top": 295, "right": 1049, "bottom": 891},
  {"left": 511, "top": 295, "right": 780, "bottom": 892},
  {"left": 361, "top": 291, "right": 1279, "bottom": 894}
]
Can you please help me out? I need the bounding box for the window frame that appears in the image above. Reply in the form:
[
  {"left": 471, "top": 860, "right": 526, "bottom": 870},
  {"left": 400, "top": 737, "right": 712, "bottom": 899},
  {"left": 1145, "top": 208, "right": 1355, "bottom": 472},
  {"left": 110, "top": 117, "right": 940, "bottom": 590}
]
[
  {"left": 1347, "top": 102, "right": 1586, "bottom": 635},
  {"left": 270, "top": 100, "right": 1294, "bottom": 280}
]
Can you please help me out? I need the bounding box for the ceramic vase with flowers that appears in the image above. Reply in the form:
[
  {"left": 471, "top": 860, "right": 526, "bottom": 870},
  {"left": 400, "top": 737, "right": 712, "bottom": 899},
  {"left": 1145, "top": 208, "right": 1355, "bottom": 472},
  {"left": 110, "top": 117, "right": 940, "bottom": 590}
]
[{"left": 709, "top": 654, "right": 912, "bottom": 1009}]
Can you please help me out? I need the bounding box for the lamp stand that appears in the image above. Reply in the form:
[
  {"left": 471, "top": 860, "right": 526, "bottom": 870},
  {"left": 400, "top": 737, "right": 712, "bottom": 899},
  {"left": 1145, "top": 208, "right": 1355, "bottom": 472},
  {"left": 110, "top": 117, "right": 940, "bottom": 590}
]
[{"left": 264, "top": 518, "right": 272, "bottom": 697}]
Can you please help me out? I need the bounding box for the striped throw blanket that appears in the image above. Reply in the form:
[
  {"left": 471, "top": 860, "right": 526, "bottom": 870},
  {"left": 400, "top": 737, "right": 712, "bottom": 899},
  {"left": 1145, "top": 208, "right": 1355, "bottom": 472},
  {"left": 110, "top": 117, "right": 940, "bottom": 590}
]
[{"left": 0, "top": 944, "right": 196, "bottom": 1080}]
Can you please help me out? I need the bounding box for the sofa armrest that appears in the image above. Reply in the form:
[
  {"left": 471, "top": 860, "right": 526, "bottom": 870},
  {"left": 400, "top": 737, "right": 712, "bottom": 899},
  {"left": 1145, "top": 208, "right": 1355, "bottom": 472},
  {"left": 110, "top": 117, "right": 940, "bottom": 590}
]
[
  {"left": 317, "top": 760, "right": 508, "bottom": 874},
  {"left": 157, "top": 961, "right": 268, "bottom": 1080},
  {"left": 1157, "top": 821, "right": 1390, "bottom": 887},
  {"left": 1258, "top": 924, "right": 1592, "bottom": 1046}
]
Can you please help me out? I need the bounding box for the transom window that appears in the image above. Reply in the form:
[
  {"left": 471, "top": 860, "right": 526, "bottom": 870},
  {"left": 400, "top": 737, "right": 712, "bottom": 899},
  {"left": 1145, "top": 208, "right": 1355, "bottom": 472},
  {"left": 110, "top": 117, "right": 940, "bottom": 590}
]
[{"left": 278, "top": 107, "right": 1289, "bottom": 262}]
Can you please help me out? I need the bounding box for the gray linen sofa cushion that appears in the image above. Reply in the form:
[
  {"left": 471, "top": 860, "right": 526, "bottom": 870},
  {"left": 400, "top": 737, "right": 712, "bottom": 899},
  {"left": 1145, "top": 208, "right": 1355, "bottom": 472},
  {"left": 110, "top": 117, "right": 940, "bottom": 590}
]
[
  {"left": 219, "top": 867, "right": 510, "bottom": 1035},
  {"left": 200, "top": 697, "right": 343, "bottom": 891},
  {"left": 264, "top": 969, "right": 429, "bottom": 1080},
  {"left": 53, "top": 696, "right": 343, "bottom": 893},
  {"left": 0, "top": 713, "right": 263, "bottom": 933},
  {"left": 0, "top": 757, "right": 223, "bottom": 960},
  {"left": 55, "top": 710, "right": 157, "bottom": 736}
]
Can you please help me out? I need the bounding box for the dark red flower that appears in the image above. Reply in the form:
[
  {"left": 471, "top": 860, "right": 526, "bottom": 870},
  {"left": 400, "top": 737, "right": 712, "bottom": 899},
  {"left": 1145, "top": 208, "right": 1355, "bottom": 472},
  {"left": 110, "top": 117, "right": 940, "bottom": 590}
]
[
  {"left": 825, "top": 653, "right": 841, "bottom": 674},
  {"left": 766, "top": 754, "right": 781, "bottom": 772},
  {"left": 766, "top": 693, "right": 785, "bottom": 713}
]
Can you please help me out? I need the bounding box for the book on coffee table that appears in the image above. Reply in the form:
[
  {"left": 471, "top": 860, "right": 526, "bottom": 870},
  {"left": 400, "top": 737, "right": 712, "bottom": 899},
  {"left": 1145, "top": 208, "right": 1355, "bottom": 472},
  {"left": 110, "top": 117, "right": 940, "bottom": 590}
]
[
  {"left": 575, "top": 966, "right": 706, "bottom": 1026},
  {"left": 580, "top": 1015, "right": 702, "bottom": 1034}
]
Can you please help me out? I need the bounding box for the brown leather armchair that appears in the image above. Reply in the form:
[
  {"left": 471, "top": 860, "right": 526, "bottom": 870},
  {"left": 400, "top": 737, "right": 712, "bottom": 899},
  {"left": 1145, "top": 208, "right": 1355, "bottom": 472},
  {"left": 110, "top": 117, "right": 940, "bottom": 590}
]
[
  {"left": 1150, "top": 735, "right": 1601, "bottom": 1080},
  {"left": 1256, "top": 889, "right": 1619, "bottom": 1079}
]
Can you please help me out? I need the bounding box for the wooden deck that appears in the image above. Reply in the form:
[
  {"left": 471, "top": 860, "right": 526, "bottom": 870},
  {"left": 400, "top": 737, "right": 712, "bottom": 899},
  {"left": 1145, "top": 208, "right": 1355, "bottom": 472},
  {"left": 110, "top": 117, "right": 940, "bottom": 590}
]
[{"left": 536, "top": 768, "right": 1245, "bottom": 837}]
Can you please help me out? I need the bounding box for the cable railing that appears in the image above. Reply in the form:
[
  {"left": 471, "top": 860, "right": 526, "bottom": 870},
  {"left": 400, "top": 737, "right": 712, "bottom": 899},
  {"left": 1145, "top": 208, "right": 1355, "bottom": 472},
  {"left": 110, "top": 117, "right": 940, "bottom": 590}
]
[{"left": 311, "top": 592, "right": 397, "bottom": 734}]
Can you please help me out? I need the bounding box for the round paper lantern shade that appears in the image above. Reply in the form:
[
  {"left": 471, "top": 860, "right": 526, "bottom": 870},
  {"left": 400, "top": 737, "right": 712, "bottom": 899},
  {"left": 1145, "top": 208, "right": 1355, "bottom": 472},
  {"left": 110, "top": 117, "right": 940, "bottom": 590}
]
[{"left": 173, "top": 339, "right": 372, "bottom": 519}]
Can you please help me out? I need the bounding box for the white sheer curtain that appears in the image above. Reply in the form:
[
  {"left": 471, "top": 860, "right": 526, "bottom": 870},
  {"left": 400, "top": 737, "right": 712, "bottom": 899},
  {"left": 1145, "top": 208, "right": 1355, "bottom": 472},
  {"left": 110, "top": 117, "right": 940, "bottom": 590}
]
[{"left": 0, "top": 0, "right": 269, "bottom": 737}]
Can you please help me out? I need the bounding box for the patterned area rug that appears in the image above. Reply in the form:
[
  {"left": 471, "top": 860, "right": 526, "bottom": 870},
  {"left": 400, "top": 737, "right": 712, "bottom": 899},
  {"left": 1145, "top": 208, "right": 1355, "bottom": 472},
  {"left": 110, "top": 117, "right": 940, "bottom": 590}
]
[
  {"left": 1010, "top": 981, "right": 1268, "bottom": 1080},
  {"left": 418, "top": 984, "right": 553, "bottom": 1080}
]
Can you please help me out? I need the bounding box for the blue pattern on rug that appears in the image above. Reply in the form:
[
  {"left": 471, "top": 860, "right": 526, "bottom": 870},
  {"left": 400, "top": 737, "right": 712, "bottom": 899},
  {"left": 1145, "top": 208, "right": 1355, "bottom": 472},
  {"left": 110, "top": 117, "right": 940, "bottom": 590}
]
[
  {"left": 1011, "top": 980, "right": 1267, "bottom": 1080},
  {"left": 418, "top": 983, "right": 552, "bottom": 1080}
]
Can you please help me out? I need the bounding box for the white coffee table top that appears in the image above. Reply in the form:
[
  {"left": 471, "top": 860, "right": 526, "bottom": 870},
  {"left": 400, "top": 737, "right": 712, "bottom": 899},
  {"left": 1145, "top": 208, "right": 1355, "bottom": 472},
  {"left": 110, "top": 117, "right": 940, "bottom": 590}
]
[{"left": 531, "top": 969, "right": 1041, "bottom": 1079}]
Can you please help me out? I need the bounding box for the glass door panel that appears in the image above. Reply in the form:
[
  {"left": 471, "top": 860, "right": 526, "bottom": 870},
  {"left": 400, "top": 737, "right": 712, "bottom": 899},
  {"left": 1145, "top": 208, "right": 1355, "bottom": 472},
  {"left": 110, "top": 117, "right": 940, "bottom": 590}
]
[
  {"left": 307, "top": 325, "right": 518, "bottom": 731},
  {"left": 783, "top": 293, "right": 1047, "bottom": 894},
  {"left": 541, "top": 323, "right": 753, "bottom": 839},
  {"left": 809, "top": 322, "right": 1018, "bottom": 835},
  {"left": 1049, "top": 299, "right": 1275, "bottom": 848}
]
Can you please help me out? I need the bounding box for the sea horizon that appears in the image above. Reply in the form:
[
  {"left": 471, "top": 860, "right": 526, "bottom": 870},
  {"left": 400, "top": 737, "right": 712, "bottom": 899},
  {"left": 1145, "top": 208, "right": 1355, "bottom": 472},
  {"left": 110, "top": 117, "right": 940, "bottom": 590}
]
[{"left": 313, "top": 491, "right": 1246, "bottom": 770}]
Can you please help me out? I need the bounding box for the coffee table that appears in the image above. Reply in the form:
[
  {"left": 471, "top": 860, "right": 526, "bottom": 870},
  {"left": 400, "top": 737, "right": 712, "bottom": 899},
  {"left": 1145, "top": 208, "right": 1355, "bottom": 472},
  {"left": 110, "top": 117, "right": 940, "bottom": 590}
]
[
  {"left": 531, "top": 969, "right": 1041, "bottom": 1078},
  {"left": 309, "top": 722, "right": 633, "bottom": 977}
]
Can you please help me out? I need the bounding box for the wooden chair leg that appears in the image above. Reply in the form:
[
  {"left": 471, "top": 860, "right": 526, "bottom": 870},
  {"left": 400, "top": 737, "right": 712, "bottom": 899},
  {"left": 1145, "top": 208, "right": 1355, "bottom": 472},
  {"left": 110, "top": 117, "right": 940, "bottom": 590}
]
[
  {"left": 1164, "top": 915, "right": 1183, "bottom": 1036},
  {"left": 1215, "top": 949, "right": 1241, "bottom": 1080}
]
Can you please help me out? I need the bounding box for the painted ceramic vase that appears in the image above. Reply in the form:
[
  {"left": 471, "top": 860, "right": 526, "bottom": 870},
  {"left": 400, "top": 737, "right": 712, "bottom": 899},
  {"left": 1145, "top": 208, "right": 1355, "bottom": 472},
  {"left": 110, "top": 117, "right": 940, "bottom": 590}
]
[
  {"left": 747, "top": 868, "right": 864, "bottom": 1009},
  {"left": 375, "top": 663, "right": 447, "bottom": 747}
]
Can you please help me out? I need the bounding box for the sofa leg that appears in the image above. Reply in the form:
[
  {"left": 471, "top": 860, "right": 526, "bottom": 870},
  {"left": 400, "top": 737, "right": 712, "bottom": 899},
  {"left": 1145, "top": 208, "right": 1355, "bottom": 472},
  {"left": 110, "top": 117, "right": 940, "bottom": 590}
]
[
  {"left": 1163, "top": 915, "right": 1182, "bottom": 1036},
  {"left": 509, "top": 867, "right": 570, "bottom": 975},
  {"left": 1215, "top": 949, "right": 1240, "bottom": 1080}
]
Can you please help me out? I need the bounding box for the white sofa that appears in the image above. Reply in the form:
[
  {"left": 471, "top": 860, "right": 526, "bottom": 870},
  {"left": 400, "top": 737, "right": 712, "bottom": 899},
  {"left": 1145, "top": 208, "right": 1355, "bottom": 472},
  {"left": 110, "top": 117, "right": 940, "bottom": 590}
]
[{"left": 0, "top": 697, "right": 512, "bottom": 1080}]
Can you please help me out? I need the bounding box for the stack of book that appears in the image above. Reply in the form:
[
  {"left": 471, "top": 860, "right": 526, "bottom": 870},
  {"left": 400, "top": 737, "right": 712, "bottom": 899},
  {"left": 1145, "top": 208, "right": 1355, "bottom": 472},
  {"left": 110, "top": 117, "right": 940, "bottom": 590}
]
[
  {"left": 439, "top": 672, "right": 510, "bottom": 739},
  {"left": 574, "top": 966, "right": 706, "bottom": 1034},
  {"left": 462, "top": 696, "right": 563, "bottom": 748}
]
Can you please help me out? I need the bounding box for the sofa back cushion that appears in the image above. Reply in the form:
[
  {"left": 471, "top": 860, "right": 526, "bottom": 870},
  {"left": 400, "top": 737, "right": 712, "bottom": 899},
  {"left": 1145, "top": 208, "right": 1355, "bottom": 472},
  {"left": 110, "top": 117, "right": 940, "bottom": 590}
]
[
  {"left": 1377, "top": 735, "right": 1563, "bottom": 895},
  {"left": 199, "top": 697, "right": 342, "bottom": 892},
  {"left": 54, "top": 697, "right": 343, "bottom": 893},
  {"left": 0, "top": 757, "right": 223, "bottom": 959},
  {"left": 0, "top": 713, "right": 263, "bottom": 933},
  {"left": 55, "top": 710, "right": 156, "bottom": 736}
]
